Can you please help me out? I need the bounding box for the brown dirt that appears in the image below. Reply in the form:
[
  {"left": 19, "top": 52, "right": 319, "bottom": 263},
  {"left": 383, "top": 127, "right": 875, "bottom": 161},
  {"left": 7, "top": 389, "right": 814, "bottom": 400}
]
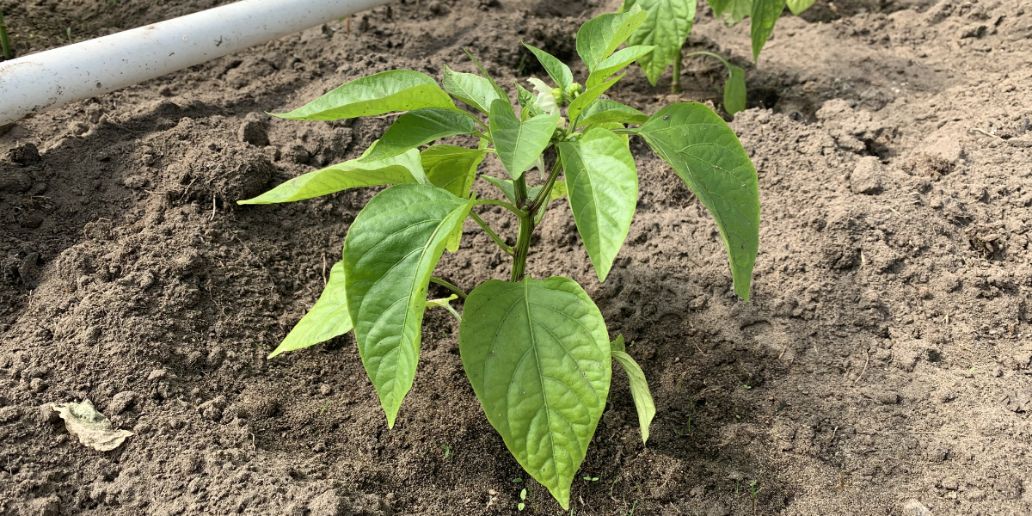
[{"left": 2, "top": 0, "right": 1031, "bottom": 514}]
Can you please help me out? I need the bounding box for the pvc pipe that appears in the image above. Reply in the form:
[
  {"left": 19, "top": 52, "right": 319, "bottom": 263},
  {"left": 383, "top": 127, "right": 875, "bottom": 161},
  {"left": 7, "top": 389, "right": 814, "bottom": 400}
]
[{"left": 0, "top": 0, "right": 391, "bottom": 125}]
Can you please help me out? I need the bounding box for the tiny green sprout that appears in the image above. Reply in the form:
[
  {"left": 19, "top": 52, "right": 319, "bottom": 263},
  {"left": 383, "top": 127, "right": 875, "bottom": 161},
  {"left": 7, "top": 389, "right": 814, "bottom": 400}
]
[
  {"left": 622, "top": 0, "right": 818, "bottom": 113},
  {"left": 517, "top": 488, "right": 528, "bottom": 511},
  {"left": 582, "top": 474, "right": 600, "bottom": 482},
  {"left": 0, "top": 11, "right": 14, "bottom": 60},
  {"left": 749, "top": 480, "right": 762, "bottom": 512},
  {"left": 242, "top": 6, "right": 760, "bottom": 510},
  {"left": 441, "top": 443, "right": 452, "bottom": 460}
]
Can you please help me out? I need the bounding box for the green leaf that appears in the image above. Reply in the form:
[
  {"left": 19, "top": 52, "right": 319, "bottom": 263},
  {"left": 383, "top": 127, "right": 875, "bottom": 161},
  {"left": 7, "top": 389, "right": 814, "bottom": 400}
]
[
  {"left": 442, "top": 66, "right": 504, "bottom": 114},
  {"left": 269, "top": 262, "right": 352, "bottom": 359},
  {"left": 549, "top": 179, "right": 568, "bottom": 203},
  {"left": 751, "top": 0, "right": 785, "bottom": 60},
  {"left": 421, "top": 145, "right": 487, "bottom": 198},
  {"left": 276, "top": 70, "right": 454, "bottom": 121},
  {"left": 559, "top": 128, "right": 638, "bottom": 282},
  {"left": 238, "top": 148, "right": 425, "bottom": 204},
  {"left": 786, "top": 0, "right": 815, "bottom": 15},
  {"left": 483, "top": 175, "right": 518, "bottom": 204},
  {"left": 723, "top": 65, "right": 747, "bottom": 116},
  {"left": 516, "top": 83, "right": 536, "bottom": 117},
  {"left": 365, "top": 108, "right": 478, "bottom": 160},
  {"left": 459, "top": 277, "right": 611, "bottom": 509},
  {"left": 578, "top": 99, "right": 648, "bottom": 129},
  {"left": 568, "top": 74, "right": 624, "bottom": 124},
  {"left": 610, "top": 335, "right": 655, "bottom": 445},
  {"left": 524, "top": 44, "right": 574, "bottom": 91},
  {"left": 709, "top": 0, "right": 752, "bottom": 23},
  {"left": 624, "top": 0, "right": 696, "bottom": 86},
  {"left": 636, "top": 103, "right": 759, "bottom": 300},
  {"left": 586, "top": 45, "right": 655, "bottom": 89},
  {"left": 343, "top": 184, "right": 472, "bottom": 427},
  {"left": 419, "top": 144, "right": 485, "bottom": 253},
  {"left": 489, "top": 99, "right": 559, "bottom": 179},
  {"left": 576, "top": 7, "right": 648, "bottom": 71}
]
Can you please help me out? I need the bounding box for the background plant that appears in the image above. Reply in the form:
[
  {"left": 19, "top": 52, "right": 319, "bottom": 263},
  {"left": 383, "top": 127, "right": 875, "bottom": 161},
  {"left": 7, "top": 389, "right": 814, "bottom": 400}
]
[
  {"left": 241, "top": 6, "right": 759, "bottom": 510},
  {"left": 624, "top": 0, "right": 816, "bottom": 113},
  {"left": 0, "top": 10, "right": 14, "bottom": 60}
]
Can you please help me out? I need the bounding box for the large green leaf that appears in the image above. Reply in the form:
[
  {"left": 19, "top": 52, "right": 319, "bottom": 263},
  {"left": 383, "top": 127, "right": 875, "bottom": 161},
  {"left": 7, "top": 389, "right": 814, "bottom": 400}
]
[
  {"left": 611, "top": 335, "right": 655, "bottom": 445},
  {"left": 577, "top": 99, "right": 648, "bottom": 129},
  {"left": 365, "top": 108, "right": 478, "bottom": 160},
  {"left": 421, "top": 145, "right": 487, "bottom": 198},
  {"left": 343, "top": 184, "right": 472, "bottom": 427},
  {"left": 489, "top": 99, "right": 559, "bottom": 179},
  {"left": 269, "top": 262, "right": 352, "bottom": 359},
  {"left": 751, "top": 0, "right": 786, "bottom": 59},
  {"left": 723, "top": 65, "right": 747, "bottom": 116},
  {"left": 442, "top": 66, "right": 504, "bottom": 114},
  {"left": 459, "top": 277, "right": 611, "bottom": 509},
  {"left": 238, "top": 148, "right": 425, "bottom": 204},
  {"left": 568, "top": 74, "right": 624, "bottom": 124},
  {"left": 276, "top": 70, "right": 454, "bottom": 121},
  {"left": 636, "top": 103, "right": 759, "bottom": 300},
  {"left": 576, "top": 7, "right": 648, "bottom": 71},
  {"left": 524, "top": 44, "right": 574, "bottom": 91},
  {"left": 624, "top": 0, "right": 696, "bottom": 85},
  {"left": 586, "top": 45, "right": 655, "bottom": 89},
  {"left": 558, "top": 128, "right": 638, "bottom": 282},
  {"left": 786, "top": 0, "right": 815, "bottom": 15}
]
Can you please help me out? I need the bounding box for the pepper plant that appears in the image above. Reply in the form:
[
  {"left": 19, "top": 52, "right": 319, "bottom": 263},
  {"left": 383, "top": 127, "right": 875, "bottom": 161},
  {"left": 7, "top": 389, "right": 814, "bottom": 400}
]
[{"left": 241, "top": 7, "right": 759, "bottom": 509}]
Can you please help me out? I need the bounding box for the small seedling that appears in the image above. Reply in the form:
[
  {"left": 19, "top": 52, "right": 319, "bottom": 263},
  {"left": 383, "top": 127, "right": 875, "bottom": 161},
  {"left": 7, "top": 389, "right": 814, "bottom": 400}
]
[
  {"left": 582, "top": 474, "right": 600, "bottom": 482},
  {"left": 517, "top": 487, "right": 528, "bottom": 511},
  {"left": 441, "top": 443, "right": 452, "bottom": 460},
  {"left": 749, "top": 480, "right": 762, "bottom": 512},
  {"left": 243, "top": 7, "right": 759, "bottom": 510},
  {"left": 0, "top": 10, "right": 14, "bottom": 60},
  {"left": 623, "top": 0, "right": 818, "bottom": 113}
]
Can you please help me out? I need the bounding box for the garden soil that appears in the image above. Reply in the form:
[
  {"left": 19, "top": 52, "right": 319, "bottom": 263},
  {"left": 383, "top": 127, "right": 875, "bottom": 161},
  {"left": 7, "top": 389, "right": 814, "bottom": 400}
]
[{"left": 2, "top": 0, "right": 1031, "bottom": 514}]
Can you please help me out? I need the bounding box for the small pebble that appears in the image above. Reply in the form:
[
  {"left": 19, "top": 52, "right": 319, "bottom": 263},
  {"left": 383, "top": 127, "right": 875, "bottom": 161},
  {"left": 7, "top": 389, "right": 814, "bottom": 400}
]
[{"left": 30, "top": 377, "right": 48, "bottom": 393}]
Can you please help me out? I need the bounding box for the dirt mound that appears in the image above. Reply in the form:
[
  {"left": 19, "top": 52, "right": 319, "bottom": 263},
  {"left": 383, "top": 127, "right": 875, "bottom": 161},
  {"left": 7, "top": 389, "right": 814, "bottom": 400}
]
[{"left": 1, "top": 0, "right": 1030, "bottom": 514}]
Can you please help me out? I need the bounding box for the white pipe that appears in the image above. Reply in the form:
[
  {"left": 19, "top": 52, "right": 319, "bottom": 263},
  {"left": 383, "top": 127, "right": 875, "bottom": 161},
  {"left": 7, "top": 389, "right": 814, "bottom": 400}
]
[{"left": 0, "top": 0, "right": 391, "bottom": 125}]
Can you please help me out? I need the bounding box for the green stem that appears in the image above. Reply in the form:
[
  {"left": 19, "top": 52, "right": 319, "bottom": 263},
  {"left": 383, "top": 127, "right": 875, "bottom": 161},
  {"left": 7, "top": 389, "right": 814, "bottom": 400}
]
[
  {"left": 683, "top": 50, "right": 733, "bottom": 70},
  {"left": 526, "top": 160, "right": 563, "bottom": 215},
  {"left": 442, "top": 304, "right": 462, "bottom": 323},
  {"left": 430, "top": 276, "right": 467, "bottom": 300},
  {"left": 0, "top": 11, "right": 13, "bottom": 60},
  {"left": 470, "top": 211, "right": 514, "bottom": 255},
  {"left": 510, "top": 176, "right": 532, "bottom": 281},
  {"left": 671, "top": 47, "right": 682, "bottom": 94},
  {"left": 474, "top": 198, "right": 524, "bottom": 218}
]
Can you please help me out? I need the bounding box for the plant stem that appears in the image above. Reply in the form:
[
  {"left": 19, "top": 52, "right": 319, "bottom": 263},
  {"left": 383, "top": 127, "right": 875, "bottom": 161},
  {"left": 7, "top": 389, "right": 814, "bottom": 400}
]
[
  {"left": 0, "top": 11, "right": 13, "bottom": 60},
  {"left": 442, "top": 303, "right": 462, "bottom": 323},
  {"left": 470, "top": 211, "right": 514, "bottom": 255},
  {"left": 683, "top": 50, "right": 733, "bottom": 71},
  {"left": 430, "top": 276, "right": 467, "bottom": 300},
  {"left": 474, "top": 198, "right": 524, "bottom": 218},
  {"left": 671, "top": 47, "right": 682, "bottom": 94},
  {"left": 510, "top": 176, "right": 532, "bottom": 282},
  {"left": 526, "top": 160, "right": 563, "bottom": 215}
]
